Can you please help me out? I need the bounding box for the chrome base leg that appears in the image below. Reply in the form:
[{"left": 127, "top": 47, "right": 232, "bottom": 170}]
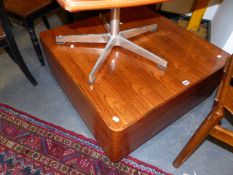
[
  {"left": 56, "top": 34, "right": 110, "bottom": 44},
  {"left": 88, "top": 37, "right": 115, "bottom": 84},
  {"left": 119, "top": 36, "right": 167, "bottom": 68},
  {"left": 56, "top": 8, "right": 168, "bottom": 84},
  {"left": 120, "top": 24, "right": 157, "bottom": 39}
]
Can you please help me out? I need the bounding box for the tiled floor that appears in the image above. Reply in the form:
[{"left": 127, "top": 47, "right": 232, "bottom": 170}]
[{"left": 0, "top": 11, "right": 232, "bottom": 175}]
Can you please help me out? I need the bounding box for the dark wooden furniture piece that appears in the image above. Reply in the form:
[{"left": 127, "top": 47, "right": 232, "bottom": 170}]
[
  {"left": 0, "top": 0, "right": 37, "bottom": 86},
  {"left": 40, "top": 7, "right": 230, "bottom": 162},
  {"left": 4, "top": 0, "right": 59, "bottom": 66},
  {"left": 173, "top": 55, "right": 233, "bottom": 168}
]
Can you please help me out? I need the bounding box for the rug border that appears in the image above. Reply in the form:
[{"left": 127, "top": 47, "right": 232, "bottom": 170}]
[{"left": 0, "top": 102, "right": 172, "bottom": 175}]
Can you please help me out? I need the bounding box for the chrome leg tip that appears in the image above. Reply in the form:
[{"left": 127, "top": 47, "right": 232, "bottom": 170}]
[
  {"left": 56, "top": 35, "right": 65, "bottom": 44},
  {"left": 157, "top": 64, "right": 167, "bottom": 70},
  {"left": 88, "top": 76, "right": 96, "bottom": 85},
  {"left": 151, "top": 28, "right": 157, "bottom": 32},
  {"left": 56, "top": 41, "right": 65, "bottom": 44}
]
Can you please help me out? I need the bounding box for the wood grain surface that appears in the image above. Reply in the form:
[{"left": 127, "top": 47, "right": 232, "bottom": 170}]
[
  {"left": 56, "top": 0, "right": 170, "bottom": 12},
  {"left": 40, "top": 7, "right": 230, "bottom": 161}
]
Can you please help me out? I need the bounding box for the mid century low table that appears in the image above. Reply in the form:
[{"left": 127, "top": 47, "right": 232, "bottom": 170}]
[{"left": 40, "top": 7, "right": 230, "bottom": 162}]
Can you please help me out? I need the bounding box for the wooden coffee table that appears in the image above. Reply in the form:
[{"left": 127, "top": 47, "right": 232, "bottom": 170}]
[{"left": 40, "top": 7, "right": 230, "bottom": 162}]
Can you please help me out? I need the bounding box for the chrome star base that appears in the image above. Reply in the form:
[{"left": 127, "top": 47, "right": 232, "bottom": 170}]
[{"left": 56, "top": 8, "right": 168, "bottom": 84}]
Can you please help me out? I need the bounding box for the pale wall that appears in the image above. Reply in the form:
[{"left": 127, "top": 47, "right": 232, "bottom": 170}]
[{"left": 211, "top": 0, "right": 233, "bottom": 54}]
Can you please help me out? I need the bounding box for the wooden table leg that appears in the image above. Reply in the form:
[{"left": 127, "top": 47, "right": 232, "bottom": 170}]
[{"left": 173, "top": 107, "right": 223, "bottom": 168}]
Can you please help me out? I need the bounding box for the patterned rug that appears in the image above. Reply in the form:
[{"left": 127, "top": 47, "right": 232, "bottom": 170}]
[{"left": 0, "top": 103, "right": 171, "bottom": 175}]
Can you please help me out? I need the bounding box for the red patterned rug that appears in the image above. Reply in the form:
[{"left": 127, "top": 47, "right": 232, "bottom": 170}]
[{"left": 0, "top": 103, "right": 171, "bottom": 175}]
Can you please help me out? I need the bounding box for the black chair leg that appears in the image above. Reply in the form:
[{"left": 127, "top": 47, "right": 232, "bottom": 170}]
[
  {"left": 0, "top": 0, "right": 37, "bottom": 86},
  {"left": 6, "top": 46, "right": 38, "bottom": 86},
  {"left": 42, "top": 16, "right": 51, "bottom": 29},
  {"left": 25, "top": 20, "right": 45, "bottom": 66},
  {"left": 5, "top": 46, "right": 16, "bottom": 63}
]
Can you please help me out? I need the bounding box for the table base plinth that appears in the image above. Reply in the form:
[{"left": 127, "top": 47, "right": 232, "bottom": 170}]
[{"left": 40, "top": 7, "right": 229, "bottom": 162}]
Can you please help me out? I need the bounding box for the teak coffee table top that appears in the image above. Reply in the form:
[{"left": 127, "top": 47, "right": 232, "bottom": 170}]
[
  {"left": 56, "top": 0, "right": 170, "bottom": 11},
  {"left": 41, "top": 8, "right": 228, "bottom": 131}
]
